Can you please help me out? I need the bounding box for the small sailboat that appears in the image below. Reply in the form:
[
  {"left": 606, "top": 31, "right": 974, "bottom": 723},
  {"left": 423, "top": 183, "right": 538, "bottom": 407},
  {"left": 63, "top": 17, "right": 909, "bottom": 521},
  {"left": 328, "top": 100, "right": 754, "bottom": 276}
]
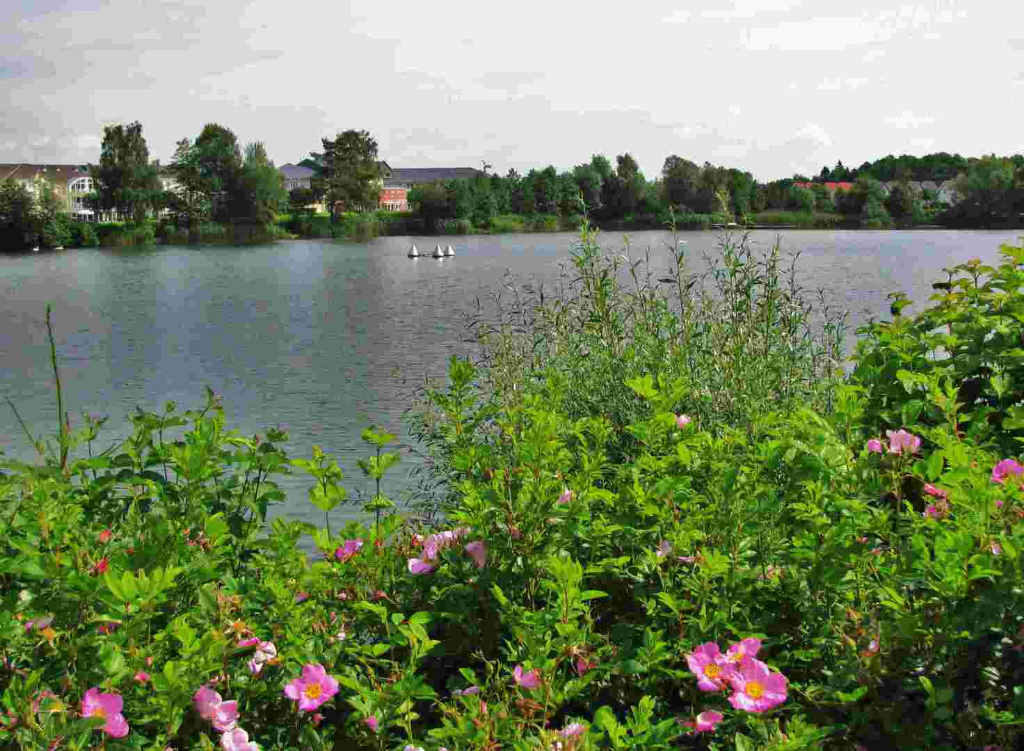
[
  {"left": 432, "top": 244, "right": 444, "bottom": 258},
  {"left": 32, "top": 246, "right": 39, "bottom": 253},
  {"left": 444, "top": 244, "right": 455, "bottom": 257},
  {"left": 408, "top": 244, "right": 420, "bottom": 257}
]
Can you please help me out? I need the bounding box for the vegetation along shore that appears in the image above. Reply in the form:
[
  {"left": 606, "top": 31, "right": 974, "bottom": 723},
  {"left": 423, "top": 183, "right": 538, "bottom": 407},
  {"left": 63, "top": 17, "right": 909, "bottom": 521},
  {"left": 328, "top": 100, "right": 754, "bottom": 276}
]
[
  {"left": 2, "top": 219, "right": 1024, "bottom": 748},
  {"left": 2, "top": 121, "right": 1023, "bottom": 251}
]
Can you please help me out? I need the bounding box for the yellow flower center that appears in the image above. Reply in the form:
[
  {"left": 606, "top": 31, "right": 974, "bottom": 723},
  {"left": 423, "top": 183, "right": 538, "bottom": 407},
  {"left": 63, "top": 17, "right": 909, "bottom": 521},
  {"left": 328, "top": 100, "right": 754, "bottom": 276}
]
[
  {"left": 90, "top": 706, "right": 107, "bottom": 719},
  {"left": 304, "top": 684, "right": 322, "bottom": 700},
  {"left": 746, "top": 680, "right": 764, "bottom": 699},
  {"left": 705, "top": 664, "right": 722, "bottom": 679}
]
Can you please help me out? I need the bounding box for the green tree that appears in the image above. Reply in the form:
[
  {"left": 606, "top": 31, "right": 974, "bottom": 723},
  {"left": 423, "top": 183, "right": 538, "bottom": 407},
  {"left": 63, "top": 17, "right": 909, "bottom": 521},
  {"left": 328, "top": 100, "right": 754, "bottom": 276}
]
[
  {"left": 408, "top": 182, "right": 450, "bottom": 230},
  {"left": 316, "top": 130, "right": 382, "bottom": 219},
  {"left": 231, "top": 142, "right": 287, "bottom": 227},
  {"left": 789, "top": 184, "right": 815, "bottom": 213},
  {"left": 289, "top": 187, "right": 316, "bottom": 216},
  {"left": 0, "top": 178, "right": 38, "bottom": 250},
  {"left": 90, "top": 121, "right": 161, "bottom": 224},
  {"left": 571, "top": 165, "right": 603, "bottom": 210},
  {"left": 811, "top": 183, "right": 834, "bottom": 212},
  {"left": 884, "top": 182, "right": 916, "bottom": 225},
  {"left": 194, "top": 123, "right": 243, "bottom": 222},
  {"left": 557, "top": 172, "right": 580, "bottom": 215},
  {"left": 950, "top": 155, "right": 1018, "bottom": 226},
  {"left": 36, "top": 180, "right": 71, "bottom": 248},
  {"left": 534, "top": 166, "right": 559, "bottom": 214},
  {"left": 661, "top": 155, "right": 701, "bottom": 209},
  {"left": 166, "top": 138, "right": 212, "bottom": 239}
]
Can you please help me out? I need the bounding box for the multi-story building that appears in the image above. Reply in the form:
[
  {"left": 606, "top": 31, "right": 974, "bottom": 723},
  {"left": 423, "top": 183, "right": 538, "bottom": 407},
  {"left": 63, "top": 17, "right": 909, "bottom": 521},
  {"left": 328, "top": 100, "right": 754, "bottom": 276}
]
[
  {"left": 378, "top": 167, "right": 485, "bottom": 212},
  {"left": 0, "top": 163, "right": 105, "bottom": 219}
]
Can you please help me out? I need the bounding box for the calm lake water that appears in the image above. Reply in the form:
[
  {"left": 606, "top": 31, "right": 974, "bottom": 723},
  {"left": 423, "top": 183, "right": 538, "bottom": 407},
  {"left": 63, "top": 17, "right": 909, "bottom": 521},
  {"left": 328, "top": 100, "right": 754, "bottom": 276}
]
[{"left": 2, "top": 229, "right": 1021, "bottom": 529}]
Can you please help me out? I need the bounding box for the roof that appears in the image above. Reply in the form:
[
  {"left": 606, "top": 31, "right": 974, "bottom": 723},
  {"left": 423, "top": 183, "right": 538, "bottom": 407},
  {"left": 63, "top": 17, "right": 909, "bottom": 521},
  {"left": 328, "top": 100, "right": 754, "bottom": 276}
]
[
  {"left": 0, "top": 163, "right": 91, "bottom": 183},
  {"left": 794, "top": 181, "right": 855, "bottom": 192},
  {"left": 278, "top": 163, "right": 315, "bottom": 179},
  {"left": 385, "top": 167, "right": 486, "bottom": 185}
]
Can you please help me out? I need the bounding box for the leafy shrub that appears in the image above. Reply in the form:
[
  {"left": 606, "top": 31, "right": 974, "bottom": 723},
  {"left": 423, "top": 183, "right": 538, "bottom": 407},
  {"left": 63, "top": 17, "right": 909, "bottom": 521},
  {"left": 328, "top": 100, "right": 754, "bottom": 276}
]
[
  {"left": 4, "top": 238, "right": 1024, "bottom": 751},
  {"left": 68, "top": 221, "right": 99, "bottom": 247},
  {"left": 95, "top": 222, "right": 157, "bottom": 247},
  {"left": 488, "top": 214, "right": 526, "bottom": 233}
]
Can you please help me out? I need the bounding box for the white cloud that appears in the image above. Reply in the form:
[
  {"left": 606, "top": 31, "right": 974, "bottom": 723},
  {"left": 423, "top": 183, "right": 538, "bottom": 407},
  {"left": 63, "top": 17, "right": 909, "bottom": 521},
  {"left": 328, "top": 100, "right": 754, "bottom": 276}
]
[
  {"left": 884, "top": 112, "right": 937, "bottom": 129},
  {"left": 796, "top": 123, "right": 832, "bottom": 147}
]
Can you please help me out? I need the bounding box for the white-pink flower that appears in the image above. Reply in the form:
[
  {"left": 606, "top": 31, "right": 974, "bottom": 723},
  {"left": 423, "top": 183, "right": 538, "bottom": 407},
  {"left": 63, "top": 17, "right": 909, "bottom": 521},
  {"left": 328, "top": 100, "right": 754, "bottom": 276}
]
[
  {"left": 557, "top": 488, "right": 575, "bottom": 505},
  {"left": 221, "top": 727, "right": 260, "bottom": 751},
  {"left": 247, "top": 641, "right": 277, "bottom": 675}
]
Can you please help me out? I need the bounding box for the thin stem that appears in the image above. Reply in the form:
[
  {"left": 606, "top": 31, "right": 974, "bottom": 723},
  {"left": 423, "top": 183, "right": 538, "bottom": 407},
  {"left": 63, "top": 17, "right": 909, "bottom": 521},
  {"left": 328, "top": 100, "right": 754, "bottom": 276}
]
[{"left": 45, "top": 305, "right": 68, "bottom": 472}]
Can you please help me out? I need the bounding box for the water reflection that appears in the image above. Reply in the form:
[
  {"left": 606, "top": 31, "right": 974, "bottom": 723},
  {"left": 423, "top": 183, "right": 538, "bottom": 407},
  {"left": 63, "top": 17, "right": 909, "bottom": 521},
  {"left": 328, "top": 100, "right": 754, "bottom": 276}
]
[{"left": 1, "top": 230, "right": 1018, "bottom": 530}]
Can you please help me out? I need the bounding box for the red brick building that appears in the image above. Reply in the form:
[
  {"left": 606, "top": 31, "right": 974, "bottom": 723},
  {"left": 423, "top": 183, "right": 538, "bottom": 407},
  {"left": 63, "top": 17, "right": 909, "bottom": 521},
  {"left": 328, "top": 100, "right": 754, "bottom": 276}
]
[{"left": 377, "top": 167, "right": 485, "bottom": 212}]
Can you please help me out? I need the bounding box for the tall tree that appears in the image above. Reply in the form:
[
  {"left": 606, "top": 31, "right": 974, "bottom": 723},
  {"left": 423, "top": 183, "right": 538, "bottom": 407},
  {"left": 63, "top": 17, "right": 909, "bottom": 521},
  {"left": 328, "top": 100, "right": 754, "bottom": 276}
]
[
  {"left": 316, "top": 130, "right": 382, "bottom": 218},
  {"left": 194, "top": 123, "right": 243, "bottom": 222},
  {"left": 166, "top": 138, "right": 212, "bottom": 239},
  {"left": 661, "top": 155, "right": 701, "bottom": 209},
  {"left": 0, "top": 178, "right": 38, "bottom": 250},
  {"left": 232, "top": 142, "right": 287, "bottom": 227},
  {"left": 90, "top": 121, "right": 161, "bottom": 224}
]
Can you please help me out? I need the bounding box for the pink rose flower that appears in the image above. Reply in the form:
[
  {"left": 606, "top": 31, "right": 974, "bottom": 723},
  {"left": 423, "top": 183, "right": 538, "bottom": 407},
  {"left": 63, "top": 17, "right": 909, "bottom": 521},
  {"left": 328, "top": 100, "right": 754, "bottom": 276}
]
[
  {"left": 726, "top": 658, "right": 788, "bottom": 712},
  {"left": 561, "top": 722, "right": 587, "bottom": 737},
  {"left": 681, "top": 709, "right": 724, "bottom": 733},
  {"left": 885, "top": 429, "right": 921, "bottom": 455},
  {"left": 283, "top": 664, "right": 339, "bottom": 712},
  {"left": 865, "top": 439, "right": 883, "bottom": 454},
  {"left": 923, "top": 483, "right": 948, "bottom": 498},
  {"left": 676, "top": 414, "right": 692, "bottom": 429},
  {"left": 237, "top": 637, "right": 260, "bottom": 648},
  {"left": 194, "top": 686, "right": 223, "bottom": 721},
  {"left": 248, "top": 641, "right": 277, "bottom": 675},
  {"left": 656, "top": 540, "right": 672, "bottom": 558},
  {"left": 575, "top": 656, "right": 595, "bottom": 676},
  {"left": 212, "top": 700, "right": 239, "bottom": 732},
  {"left": 407, "top": 557, "right": 435, "bottom": 575},
  {"left": 465, "top": 540, "right": 487, "bottom": 569},
  {"left": 724, "top": 638, "right": 762, "bottom": 665},
  {"left": 220, "top": 727, "right": 260, "bottom": 751},
  {"left": 133, "top": 670, "right": 150, "bottom": 683},
  {"left": 364, "top": 715, "right": 379, "bottom": 732},
  {"left": 685, "top": 642, "right": 733, "bottom": 691},
  {"left": 334, "top": 539, "right": 364, "bottom": 562},
  {"left": 557, "top": 488, "right": 575, "bottom": 505},
  {"left": 992, "top": 458, "right": 1024, "bottom": 484},
  {"left": 81, "top": 688, "right": 129, "bottom": 738},
  {"left": 513, "top": 665, "right": 541, "bottom": 689},
  {"left": 98, "top": 529, "right": 112, "bottom": 544}
]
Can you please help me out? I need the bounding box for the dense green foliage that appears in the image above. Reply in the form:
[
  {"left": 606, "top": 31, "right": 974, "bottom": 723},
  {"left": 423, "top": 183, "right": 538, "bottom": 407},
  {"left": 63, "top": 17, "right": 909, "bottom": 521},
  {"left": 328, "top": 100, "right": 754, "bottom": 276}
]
[
  {"left": 165, "top": 124, "right": 287, "bottom": 243},
  {"left": 0, "top": 179, "right": 93, "bottom": 251},
  {"left": 308, "top": 131, "right": 384, "bottom": 217},
  {"left": 4, "top": 227, "right": 1024, "bottom": 749},
  {"left": 90, "top": 122, "right": 163, "bottom": 225}
]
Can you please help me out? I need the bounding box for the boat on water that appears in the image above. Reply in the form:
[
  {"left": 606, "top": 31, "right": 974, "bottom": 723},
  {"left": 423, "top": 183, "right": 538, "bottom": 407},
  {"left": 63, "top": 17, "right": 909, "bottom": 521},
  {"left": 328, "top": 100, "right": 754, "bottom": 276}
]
[
  {"left": 432, "top": 244, "right": 445, "bottom": 258},
  {"left": 408, "top": 244, "right": 420, "bottom": 257},
  {"left": 444, "top": 244, "right": 455, "bottom": 257}
]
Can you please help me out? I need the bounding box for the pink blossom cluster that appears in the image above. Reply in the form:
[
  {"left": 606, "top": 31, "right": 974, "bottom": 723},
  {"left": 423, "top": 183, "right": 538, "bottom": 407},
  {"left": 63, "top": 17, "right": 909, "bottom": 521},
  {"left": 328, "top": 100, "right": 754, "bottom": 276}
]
[
  {"left": 992, "top": 458, "right": 1024, "bottom": 485},
  {"left": 865, "top": 429, "right": 921, "bottom": 456},
  {"left": 685, "top": 638, "right": 788, "bottom": 717},
  {"left": 81, "top": 688, "right": 129, "bottom": 738},
  {"left": 334, "top": 538, "right": 364, "bottom": 562},
  {"left": 513, "top": 664, "right": 542, "bottom": 689},
  {"left": 407, "top": 528, "right": 487, "bottom": 574},
  {"left": 923, "top": 483, "right": 950, "bottom": 520}
]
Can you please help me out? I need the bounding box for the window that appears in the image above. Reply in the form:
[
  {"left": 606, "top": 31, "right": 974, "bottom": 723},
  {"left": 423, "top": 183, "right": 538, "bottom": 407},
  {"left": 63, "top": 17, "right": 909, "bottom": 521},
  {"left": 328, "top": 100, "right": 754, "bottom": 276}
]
[{"left": 69, "top": 177, "right": 93, "bottom": 193}]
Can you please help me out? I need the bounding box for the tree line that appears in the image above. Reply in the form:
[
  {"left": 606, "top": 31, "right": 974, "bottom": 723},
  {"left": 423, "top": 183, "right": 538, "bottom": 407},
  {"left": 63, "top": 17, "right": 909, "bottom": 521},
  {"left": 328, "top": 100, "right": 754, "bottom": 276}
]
[{"left": 396, "top": 151, "right": 1024, "bottom": 231}]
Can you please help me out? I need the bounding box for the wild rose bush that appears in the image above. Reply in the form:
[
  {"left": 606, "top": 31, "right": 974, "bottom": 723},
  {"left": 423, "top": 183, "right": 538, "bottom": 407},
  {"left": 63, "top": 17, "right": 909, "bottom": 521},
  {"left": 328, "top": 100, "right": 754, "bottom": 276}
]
[{"left": 1, "top": 239, "right": 1023, "bottom": 750}]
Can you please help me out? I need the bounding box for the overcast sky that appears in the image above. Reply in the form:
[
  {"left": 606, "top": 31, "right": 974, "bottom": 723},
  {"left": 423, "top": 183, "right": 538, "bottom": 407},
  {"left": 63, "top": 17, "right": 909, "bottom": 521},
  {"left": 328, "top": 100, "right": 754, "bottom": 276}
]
[{"left": 2, "top": 0, "right": 1022, "bottom": 181}]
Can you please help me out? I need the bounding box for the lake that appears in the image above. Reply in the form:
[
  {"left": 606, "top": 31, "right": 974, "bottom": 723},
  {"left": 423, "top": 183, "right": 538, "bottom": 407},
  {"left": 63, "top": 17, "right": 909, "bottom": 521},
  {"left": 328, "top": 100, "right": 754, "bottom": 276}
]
[{"left": 2, "top": 229, "right": 1021, "bottom": 529}]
